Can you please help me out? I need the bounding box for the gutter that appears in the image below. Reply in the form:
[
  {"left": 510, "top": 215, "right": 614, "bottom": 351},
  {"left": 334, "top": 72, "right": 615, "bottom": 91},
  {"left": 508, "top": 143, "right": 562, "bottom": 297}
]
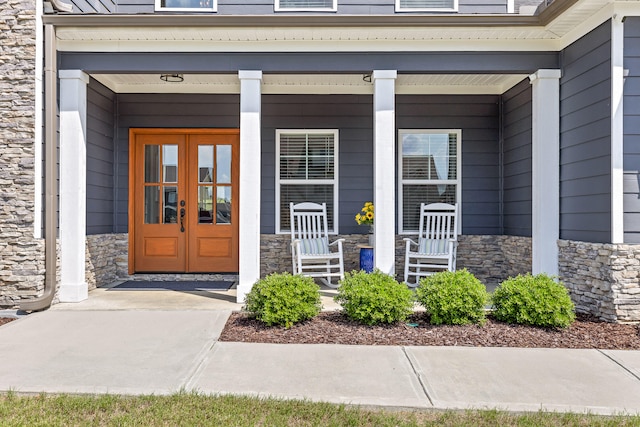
[{"left": 20, "top": 25, "right": 58, "bottom": 312}]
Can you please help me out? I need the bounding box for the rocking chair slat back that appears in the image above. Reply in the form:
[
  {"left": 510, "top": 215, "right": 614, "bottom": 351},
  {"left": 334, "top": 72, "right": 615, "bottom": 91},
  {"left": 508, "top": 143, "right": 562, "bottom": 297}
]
[{"left": 419, "top": 203, "right": 456, "bottom": 241}]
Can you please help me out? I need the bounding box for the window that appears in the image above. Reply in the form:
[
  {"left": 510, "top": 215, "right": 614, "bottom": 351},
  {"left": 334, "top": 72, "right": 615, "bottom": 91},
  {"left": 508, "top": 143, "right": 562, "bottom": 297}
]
[
  {"left": 276, "top": 130, "right": 338, "bottom": 233},
  {"left": 155, "top": 0, "right": 216, "bottom": 12},
  {"left": 275, "top": 0, "right": 336, "bottom": 12},
  {"left": 395, "top": 0, "right": 457, "bottom": 12},
  {"left": 398, "top": 130, "right": 461, "bottom": 233}
]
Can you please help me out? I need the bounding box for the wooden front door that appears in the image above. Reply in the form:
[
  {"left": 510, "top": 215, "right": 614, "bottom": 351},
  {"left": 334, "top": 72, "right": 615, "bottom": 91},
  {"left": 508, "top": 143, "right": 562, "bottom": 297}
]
[{"left": 129, "top": 129, "right": 239, "bottom": 273}]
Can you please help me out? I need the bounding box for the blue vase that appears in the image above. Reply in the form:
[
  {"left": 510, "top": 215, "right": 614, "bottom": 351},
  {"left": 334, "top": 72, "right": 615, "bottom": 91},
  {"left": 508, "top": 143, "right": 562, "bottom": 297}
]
[{"left": 360, "top": 247, "right": 374, "bottom": 273}]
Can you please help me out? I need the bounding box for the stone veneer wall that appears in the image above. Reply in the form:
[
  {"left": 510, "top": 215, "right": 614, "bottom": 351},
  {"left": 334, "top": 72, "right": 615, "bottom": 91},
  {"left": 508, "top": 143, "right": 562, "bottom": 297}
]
[
  {"left": 559, "top": 240, "right": 640, "bottom": 322},
  {"left": 261, "top": 234, "right": 371, "bottom": 277},
  {"left": 0, "top": 0, "right": 42, "bottom": 308},
  {"left": 84, "top": 233, "right": 239, "bottom": 286},
  {"left": 85, "top": 233, "right": 129, "bottom": 290},
  {"left": 262, "top": 233, "right": 532, "bottom": 286}
]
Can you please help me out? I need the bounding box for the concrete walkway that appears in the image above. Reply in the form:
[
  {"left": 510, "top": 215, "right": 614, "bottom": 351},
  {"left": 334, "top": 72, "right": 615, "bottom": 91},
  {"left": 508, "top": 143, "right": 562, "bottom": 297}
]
[{"left": 1, "top": 305, "right": 640, "bottom": 415}]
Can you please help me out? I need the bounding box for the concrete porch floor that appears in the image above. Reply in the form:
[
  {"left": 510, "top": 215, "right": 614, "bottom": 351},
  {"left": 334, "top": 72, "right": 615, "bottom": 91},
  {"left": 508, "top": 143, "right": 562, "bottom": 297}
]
[{"left": 51, "top": 281, "right": 342, "bottom": 312}]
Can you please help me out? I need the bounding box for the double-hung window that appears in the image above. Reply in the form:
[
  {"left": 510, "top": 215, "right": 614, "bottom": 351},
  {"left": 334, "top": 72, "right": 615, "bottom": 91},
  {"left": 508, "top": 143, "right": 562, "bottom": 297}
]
[
  {"left": 275, "top": 0, "right": 337, "bottom": 11},
  {"left": 276, "top": 130, "right": 338, "bottom": 233},
  {"left": 398, "top": 130, "right": 461, "bottom": 233},
  {"left": 155, "top": 0, "right": 216, "bottom": 12}
]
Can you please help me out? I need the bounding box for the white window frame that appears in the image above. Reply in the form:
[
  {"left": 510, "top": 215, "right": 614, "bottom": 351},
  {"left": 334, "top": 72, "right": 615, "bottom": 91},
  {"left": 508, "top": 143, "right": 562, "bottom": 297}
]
[
  {"left": 395, "top": 0, "right": 458, "bottom": 12},
  {"left": 275, "top": 0, "right": 337, "bottom": 12},
  {"left": 155, "top": 0, "right": 216, "bottom": 12},
  {"left": 398, "top": 129, "right": 462, "bottom": 234},
  {"left": 276, "top": 129, "right": 339, "bottom": 234}
]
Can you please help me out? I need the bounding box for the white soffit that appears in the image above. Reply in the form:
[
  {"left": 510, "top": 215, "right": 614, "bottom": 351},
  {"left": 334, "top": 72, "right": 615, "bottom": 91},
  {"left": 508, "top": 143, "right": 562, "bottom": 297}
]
[
  {"left": 57, "top": 26, "right": 559, "bottom": 52},
  {"left": 91, "top": 73, "right": 528, "bottom": 94}
]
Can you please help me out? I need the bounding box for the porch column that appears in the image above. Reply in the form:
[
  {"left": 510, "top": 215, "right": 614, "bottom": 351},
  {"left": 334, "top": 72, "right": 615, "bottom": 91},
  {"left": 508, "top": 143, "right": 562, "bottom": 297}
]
[
  {"left": 237, "top": 70, "right": 262, "bottom": 303},
  {"left": 372, "top": 70, "right": 397, "bottom": 276},
  {"left": 529, "top": 69, "right": 561, "bottom": 276},
  {"left": 58, "top": 70, "right": 89, "bottom": 302}
]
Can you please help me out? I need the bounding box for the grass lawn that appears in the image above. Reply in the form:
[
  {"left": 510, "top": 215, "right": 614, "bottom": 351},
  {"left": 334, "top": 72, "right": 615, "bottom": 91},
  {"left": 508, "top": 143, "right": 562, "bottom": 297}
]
[{"left": 1, "top": 392, "right": 640, "bottom": 426}]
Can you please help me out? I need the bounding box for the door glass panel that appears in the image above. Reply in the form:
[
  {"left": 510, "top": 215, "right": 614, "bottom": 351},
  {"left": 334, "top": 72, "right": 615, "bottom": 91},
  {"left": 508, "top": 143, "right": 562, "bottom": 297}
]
[
  {"left": 163, "top": 186, "right": 178, "bottom": 224},
  {"left": 163, "top": 145, "right": 178, "bottom": 183},
  {"left": 198, "top": 186, "right": 214, "bottom": 224},
  {"left": 216, "top": 186, "right": 231, "bottom": 224},
  {"left": 144, "top": 145, "right": 160, "bottom": 183},
  {"left": 198, "top": 145, "right": 214, "bottom": 183},
  {"left": 216, "top": 145, "right": 231, "bottom": 184},
  {"left": 144, "top": 186, "right": 160, "bottom": 224}
]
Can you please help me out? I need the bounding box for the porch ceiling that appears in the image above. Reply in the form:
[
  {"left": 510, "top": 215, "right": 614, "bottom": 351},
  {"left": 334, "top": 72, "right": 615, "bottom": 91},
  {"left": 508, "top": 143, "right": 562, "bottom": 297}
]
[{"left": 91, "top": 73, "right": 528, "bottom": 95}]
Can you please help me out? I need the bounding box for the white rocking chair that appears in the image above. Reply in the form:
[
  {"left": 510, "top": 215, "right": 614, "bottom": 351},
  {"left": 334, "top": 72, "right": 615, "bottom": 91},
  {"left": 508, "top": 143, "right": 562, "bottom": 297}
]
[
  {"left": 290, "top": 202, "right": 345, "bottom": 288},
  {"left": 404, "top": 202, "right": 458, "bottom": 287}
]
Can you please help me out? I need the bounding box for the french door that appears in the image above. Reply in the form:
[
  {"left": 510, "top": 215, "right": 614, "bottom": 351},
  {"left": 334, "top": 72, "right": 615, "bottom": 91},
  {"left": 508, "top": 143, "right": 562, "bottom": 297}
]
[{"left": 129, "top": 129, "right": 239, "bottom": 273}]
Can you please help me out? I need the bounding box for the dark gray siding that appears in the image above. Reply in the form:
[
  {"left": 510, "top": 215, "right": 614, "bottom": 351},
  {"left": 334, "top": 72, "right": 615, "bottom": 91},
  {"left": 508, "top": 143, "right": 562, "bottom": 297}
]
[
  {"left": 501, "top": 78, "right": 532, "bottom": 237},
  {"left": 261, "top": 94, "right": 373, "bottom": 235},
  {"left": 559, "top": 20, "right": 612, "bottom": 243},
  {"left": 111, "top": 93, "right": 499, "bottom": 235},
  {"left": 397, "top": 95, "right": 501, "bottom": 235},
  {"left": 75, "top": 0, "right": 508, "bottom": 14},
  {"left": 86, "top": 78, "right": 116, "bottom": 235},
  {"left": 114, "top": 93, "right": 240, "bottom": 232},
  {"left": 624, "top": 17, "right": 640, "bottom": 243}
]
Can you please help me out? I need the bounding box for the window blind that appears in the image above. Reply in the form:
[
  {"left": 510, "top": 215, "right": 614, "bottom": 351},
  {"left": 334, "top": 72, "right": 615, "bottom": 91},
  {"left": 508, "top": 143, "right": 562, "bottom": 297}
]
[
  {"left": 398, "top": 0, "right": 454, "bottom": 8},
  {"left": 278, "top": 0, "right": 333, "bottom": 8}
]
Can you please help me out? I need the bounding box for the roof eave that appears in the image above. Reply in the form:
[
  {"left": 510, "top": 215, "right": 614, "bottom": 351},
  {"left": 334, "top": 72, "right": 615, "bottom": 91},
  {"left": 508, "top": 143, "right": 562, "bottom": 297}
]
[{"left": 42, "top": 12, "right": 547, "bottom": 27}]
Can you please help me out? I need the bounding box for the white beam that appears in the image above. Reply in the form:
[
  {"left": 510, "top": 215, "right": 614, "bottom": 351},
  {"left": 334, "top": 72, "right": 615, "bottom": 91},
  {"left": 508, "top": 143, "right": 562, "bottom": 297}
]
[
  {"left": 58, "top": 70, "right": 89, "bottom": 302},
  {"left": 611, "top": 15, "right": 624, "bottom": 244},
  {"left": 529, "top": 69, "right": 561, "bottom": 276},
  {"left": 372, "top": 70, "right": 397, "bottom": 276},
  {"left": 237, "top": 70, "right": 262, "bottom": 303}
]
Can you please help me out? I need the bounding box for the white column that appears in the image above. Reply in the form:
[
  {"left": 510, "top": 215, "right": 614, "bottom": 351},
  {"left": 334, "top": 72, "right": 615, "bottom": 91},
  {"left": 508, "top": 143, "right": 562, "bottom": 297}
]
[
  {"left": 237, "top": 70, "right": 262, "bottom": 303},
  {"left": 58, "top": 70, "right": 89, "bottom": 302},
  {"left": 529, "top": 69, "right": 561, "bottom": 276},
  {"left": 611, "top": 15, "right": 624, "bottom": 244},
  {"left": 372, "top": 70, "right": 397, "bottom": 276}
]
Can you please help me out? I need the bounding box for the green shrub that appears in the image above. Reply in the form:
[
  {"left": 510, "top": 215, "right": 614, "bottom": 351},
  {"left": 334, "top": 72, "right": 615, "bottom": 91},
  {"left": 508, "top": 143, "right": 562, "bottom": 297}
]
[
  {"left": 416, "top": 269, "right": 489, "bottom": 325},
  {"left": 334, "top": 270, "right": 414, "bottom": 325},
  {"left": 492, "top": 273, "right": 575, "bottom": 328},
  {"left": 243, "top": 272, "right": 321, "bottom": 328}
]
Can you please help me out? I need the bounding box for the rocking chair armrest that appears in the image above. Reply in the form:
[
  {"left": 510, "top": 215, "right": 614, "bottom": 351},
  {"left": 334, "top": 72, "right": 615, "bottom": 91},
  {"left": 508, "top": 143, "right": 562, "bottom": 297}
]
[
  {"left": 403, "top": 238, "right": 419, "bottom": 247},
  {"left": 328, "top": 238, "right": 345, "bottom": 247}
]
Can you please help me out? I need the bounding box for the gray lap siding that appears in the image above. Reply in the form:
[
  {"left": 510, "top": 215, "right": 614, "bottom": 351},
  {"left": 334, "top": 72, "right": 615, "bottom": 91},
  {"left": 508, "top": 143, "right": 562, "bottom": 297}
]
[
  {"left": 86, "top": 90, "right": 503, "bottom": 235},
  {"left": 559, "top": 19, "right": 612, "bottom": 244},
  {"left": 624, "top": 17, "right": 640, "bottom": 243},
  {"left": 71, "top": 0, "right": 507, "bottom": 14},
  {"left": 501, "top": 78, "right": 533, "bottom": 238}
]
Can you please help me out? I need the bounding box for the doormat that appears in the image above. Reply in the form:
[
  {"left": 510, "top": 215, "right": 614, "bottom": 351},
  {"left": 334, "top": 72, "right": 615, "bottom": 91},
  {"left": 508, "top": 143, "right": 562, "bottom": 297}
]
[{"left": 110, "top": 281, "right": 234, "bottom": 291}]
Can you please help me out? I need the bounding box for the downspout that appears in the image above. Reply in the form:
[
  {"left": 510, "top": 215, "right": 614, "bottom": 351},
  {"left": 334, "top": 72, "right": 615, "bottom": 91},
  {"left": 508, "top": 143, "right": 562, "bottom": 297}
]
[
  {"left": 498, "top": 96, "right": 504, "bottom": 235},
  {"left": 21, "top": 24, "right": 58, "bottom": 311}
]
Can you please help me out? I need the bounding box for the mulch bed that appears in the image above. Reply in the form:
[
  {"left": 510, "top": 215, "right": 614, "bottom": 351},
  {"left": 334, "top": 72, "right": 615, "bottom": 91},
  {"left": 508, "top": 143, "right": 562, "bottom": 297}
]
[
  {"left": 219, "top": 312, "right": 640, "bottom": 350},
  {"left": 0, "top": 318, "right": 15, "bottom": 327}
]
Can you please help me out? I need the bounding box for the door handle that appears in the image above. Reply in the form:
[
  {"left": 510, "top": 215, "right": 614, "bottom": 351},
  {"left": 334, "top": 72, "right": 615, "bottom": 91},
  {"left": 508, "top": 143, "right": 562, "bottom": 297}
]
[{"left": 180, "top": 207, "right": 186, "bottom": 232}]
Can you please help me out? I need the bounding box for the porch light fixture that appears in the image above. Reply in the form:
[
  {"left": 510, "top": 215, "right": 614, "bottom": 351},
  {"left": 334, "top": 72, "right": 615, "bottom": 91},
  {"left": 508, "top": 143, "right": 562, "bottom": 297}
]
[{"left": 160, "top": 74, "right": 184, "bottom": 83}]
